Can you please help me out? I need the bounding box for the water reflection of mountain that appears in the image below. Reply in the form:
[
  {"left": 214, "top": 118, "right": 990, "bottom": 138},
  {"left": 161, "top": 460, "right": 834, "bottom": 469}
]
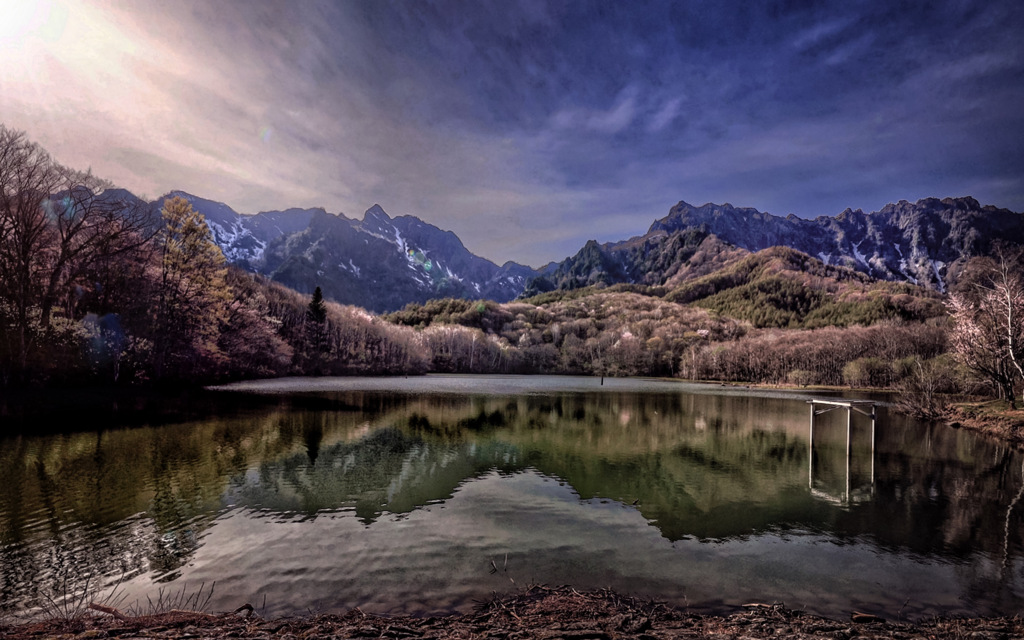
[
  {"left": 1, "top": 387, "right": 1022, "bottom": 616},
  {"left": 246, "top": 392, "right": 1022, "bottom": 559},
  {"left": 227, "top": 426, "right": 522, "bottom": 523}
]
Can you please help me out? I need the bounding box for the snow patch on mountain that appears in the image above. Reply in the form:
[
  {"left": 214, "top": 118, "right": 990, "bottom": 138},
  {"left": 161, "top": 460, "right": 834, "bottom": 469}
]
[
  {"left": 645, "top": 197, "right": 1024, "bottom": 292},
  {"left": 932, "top": 260, "right": 946, "bottom": 292},
  {"left": 107, "top": 191, "right": 539, "bottom": 312},
  {"left": 852, "top": 240, "right": 868, "bottom": 266}
]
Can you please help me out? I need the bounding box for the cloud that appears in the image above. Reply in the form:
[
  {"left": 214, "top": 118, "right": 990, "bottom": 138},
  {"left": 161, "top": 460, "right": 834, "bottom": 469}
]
[
  {"left": 2, "top": 0, "right": 1023, "bottom": 270},
  {"left": 791, "top": 17, "right": 855, "bottom": 52},
  {"left": 647, "top": 97, "right": 683, "bottom": 133},
  {"left": 820, "top": 32, "right": 875, "bottom": 67},
  {"left": 587, "top": 86, "right": 639, "bottom": 133},
  {"left": 551, "top": 85, "right": 641, "bottom": 134}
]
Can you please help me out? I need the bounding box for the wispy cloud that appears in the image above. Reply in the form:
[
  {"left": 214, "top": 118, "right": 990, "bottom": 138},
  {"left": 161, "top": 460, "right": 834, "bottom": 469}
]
[
  {"left": 551, "top": 85, "right": 641, "bottom": 134},
  {"left": 791, "top": 17, "right": 855, "bottom": 52},
  {"left": 647, "top": 97, "right": 683, "bottom": 133},
  {"left": 1, "top": 0, "right": 1022, "bottom": 267}
]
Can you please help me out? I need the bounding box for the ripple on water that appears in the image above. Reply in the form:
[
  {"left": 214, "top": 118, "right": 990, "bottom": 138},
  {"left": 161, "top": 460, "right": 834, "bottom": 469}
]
[{"left": 3, "top": 380, "right": 1023, "bottom": 620}]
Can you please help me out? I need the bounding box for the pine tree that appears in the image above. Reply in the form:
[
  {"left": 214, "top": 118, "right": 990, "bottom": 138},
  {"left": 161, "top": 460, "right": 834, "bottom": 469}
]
[
  {"left": 307, "top": 286, "right": 327, "bottom": 324},
  {"left": 304, "top": 285, "right": 330, "bottom": 373}
]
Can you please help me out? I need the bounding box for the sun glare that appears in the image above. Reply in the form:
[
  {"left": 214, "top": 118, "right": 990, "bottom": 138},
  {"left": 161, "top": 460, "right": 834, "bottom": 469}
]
[
  {"left": 0, "top": 0, "right": 69, "bottom": 50},
  {"left": 0, "top": 0, "right": 45, "bottom": 43}
]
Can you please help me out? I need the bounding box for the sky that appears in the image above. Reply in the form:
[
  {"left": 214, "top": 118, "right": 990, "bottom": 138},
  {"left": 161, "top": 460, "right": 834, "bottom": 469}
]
[{"left": 1, "top": 0, "right": 1023, "bottom": 267}]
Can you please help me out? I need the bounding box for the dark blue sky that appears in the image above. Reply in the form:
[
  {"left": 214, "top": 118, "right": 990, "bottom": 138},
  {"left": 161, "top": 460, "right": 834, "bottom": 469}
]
[{"left": 3, "top": 0, "right": 1022, "bottom": 266}]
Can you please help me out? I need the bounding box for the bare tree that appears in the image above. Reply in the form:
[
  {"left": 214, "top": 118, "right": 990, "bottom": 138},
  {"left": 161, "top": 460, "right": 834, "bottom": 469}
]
[
  {"left": 0, "top": 126, "right": 62, "bottom": 375},
  {"left": 0, "top": 125, "right": 152, "bottom": 382},
  {"left": 37, "top": 185, "right": 153, "bottom": 330},
  {"left": 947, "top": 249, "right": 1024, "bottom": 408}
]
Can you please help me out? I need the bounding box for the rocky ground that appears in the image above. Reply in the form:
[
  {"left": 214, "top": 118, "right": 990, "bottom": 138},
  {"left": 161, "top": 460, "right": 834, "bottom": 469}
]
[{"left": 3, "top": 586, "right": 1021, "bottom": 640}]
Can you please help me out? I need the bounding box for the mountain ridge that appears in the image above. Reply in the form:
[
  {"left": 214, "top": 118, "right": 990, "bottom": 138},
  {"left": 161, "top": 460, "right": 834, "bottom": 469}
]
[
  {"left": 145, "top": 191, "right": 538, "bottom": 312},
  {"left": 531, "top": 195, "right": 1024, "bottom": 296},
  {"left": 103, "top": 187, "right": 1023, "bottom": 313}
]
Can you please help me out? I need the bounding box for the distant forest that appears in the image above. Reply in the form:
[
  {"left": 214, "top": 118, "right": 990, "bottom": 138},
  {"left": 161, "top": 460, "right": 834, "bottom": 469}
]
[{"left": 2, "top": 124, "right": 1023, "bottom": 414}]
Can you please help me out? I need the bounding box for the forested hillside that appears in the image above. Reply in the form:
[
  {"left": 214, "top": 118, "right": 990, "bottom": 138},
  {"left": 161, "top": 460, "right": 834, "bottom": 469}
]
[
  {"left": 0, "top": 126, "right": 427, "bottom": 386},
  {"left": 4, "top": 123, "right": 1024, "bottom": 414},
  {"left": 385, "top": 288, "right": 949, "bottom": 389},
  {"left": 663, "top": 246, "right": 946, "bottom": 328}
]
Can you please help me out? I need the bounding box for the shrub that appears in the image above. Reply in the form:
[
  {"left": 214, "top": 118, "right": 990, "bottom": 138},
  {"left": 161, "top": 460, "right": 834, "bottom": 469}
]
[{"left": 787, "top": 369, "right": 816, "bottom": 387}]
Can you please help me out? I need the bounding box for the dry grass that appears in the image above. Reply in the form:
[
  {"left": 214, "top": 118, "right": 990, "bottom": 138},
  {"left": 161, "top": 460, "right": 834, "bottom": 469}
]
[
  {"left": 31, "top": 567, "right": 129, "bottom": 623},
  {"left": 948, "top": 400, "right": 1024, "bottom": 448},
  {"left": 4, "top": 585, "right": 1022, "bottom": 640},
  {"left": 124, "top": 581, "right": 216, "bottom": 617}
]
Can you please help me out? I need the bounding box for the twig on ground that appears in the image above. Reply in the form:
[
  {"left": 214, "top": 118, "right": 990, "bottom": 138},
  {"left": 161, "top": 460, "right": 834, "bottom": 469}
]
[{"left": 87, "top": 603, "right": 128, "bottom": 620}]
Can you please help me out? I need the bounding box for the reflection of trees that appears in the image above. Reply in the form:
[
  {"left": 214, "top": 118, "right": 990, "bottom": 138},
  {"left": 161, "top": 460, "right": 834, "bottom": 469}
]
[
  {"left": 2, "top": 388, "right": 1023, "bottom": 616},
  {"left": 0, "top": 410, "right": 367, "bottom": 614},
  {"left": 492, "top": 395, "right": 824, "bottom": 540},
  {"left": 261, "top": 390, "right": 1024, "bottom": 558},
  {"left": 360, "top": 391, "right": 1022, "bottom": 557},
  {"left": 0, "top": 432, "right": 155, "bottom": 616},
  {"left": 227, "top": 423, "right": 521, "bottom": 524}
]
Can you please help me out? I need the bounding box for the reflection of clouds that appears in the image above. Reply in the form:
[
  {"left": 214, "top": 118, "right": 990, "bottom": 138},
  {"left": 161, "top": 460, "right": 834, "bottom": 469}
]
[
  {"left": 2, "top": 384, "right": 1024, "bottom": 619},
  {"left": 147, "top": 470, "right": 1014, "bottom": 621},
  {"left": 0, "top": 513, "right": 157, "bottom": 619}
]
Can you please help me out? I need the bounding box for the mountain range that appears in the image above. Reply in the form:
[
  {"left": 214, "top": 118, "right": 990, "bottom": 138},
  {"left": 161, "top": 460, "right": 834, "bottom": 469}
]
[
  {"left": 105, "top": 190, "right": 537, "bottom": 313},
  {"left": 527, "top": 196, "right": 1024, "bottom": 296},
  {"left": 105, "top": 190, "right": 1024, "bottom": 312}
]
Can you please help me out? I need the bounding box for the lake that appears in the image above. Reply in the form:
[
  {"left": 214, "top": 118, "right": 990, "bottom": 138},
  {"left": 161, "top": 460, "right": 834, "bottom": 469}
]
[{"left": 1, "top": 375, "right": 1022, "bottom": 621}]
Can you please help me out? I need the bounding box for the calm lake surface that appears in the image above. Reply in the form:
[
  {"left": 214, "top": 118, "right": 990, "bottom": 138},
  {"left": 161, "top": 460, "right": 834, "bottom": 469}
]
[{"left": 2, "top": 375, "right": 1022, "bottom": 620}]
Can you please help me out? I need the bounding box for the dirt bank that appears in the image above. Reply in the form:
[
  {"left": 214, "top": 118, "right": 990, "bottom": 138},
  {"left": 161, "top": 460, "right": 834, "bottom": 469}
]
[
  {"left": 3, "top": 586, "right": 1020, "bottom": 640},
  {"left": 946, "top": 402, "right": 1024, "bottom": 450}
]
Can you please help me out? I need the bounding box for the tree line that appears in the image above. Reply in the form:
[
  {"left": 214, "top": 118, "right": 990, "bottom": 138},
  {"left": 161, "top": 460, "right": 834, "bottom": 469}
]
[
  {"left": 384, "top": 293, "right": 953, "bottom": 387},
  {"left": 3, "top": 123, "right": 1023, "bottom": 413},
  {"left": 0, "top": 125, "right": 427, "bottom": 386}
]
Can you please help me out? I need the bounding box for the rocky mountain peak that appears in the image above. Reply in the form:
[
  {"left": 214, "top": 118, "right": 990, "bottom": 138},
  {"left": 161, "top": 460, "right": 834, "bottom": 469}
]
[
  {"left": 532, "top": 196, "right": 1024, "bottom": 297},
  {"left": 125, "top": 188, "right": 1024, "bottom": 311},
  {"left": 365, "top": 204, "right": 391, "bottom": 221}
]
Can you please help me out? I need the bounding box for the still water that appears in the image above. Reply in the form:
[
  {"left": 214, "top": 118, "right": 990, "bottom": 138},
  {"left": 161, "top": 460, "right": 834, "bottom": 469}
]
[{"left": 1, "top": 375, "right": 1022, "bottom": 620}]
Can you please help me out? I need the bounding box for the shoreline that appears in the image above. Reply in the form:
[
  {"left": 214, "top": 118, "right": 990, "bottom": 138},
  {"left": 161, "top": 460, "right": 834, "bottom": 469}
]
[
  {"left": 713, "top": 379, "right": 1024, "bottom": 450},
  {"left": 3, "top": 586, "right": 1020, "bottom": 640},
  {"left": 6, "top": 375, "right": 1024, "bottom": 452},
  {"left": 944, "top": 401, "right": 1024, "bottom": 450}
]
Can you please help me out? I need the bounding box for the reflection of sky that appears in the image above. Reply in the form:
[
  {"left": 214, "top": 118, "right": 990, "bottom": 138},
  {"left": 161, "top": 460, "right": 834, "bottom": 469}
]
[
  {"left": 4, "top": 383, "right": 1024, "bottom": 620},
  {"left": 213, "top": 373, "right": 835, "bottom": 402},
  {"left": 112, "top": 470, "right": 1015, "bottom": 621},
  {"left": 2, "top": 1, "right": 1023, "bottom": 266}
]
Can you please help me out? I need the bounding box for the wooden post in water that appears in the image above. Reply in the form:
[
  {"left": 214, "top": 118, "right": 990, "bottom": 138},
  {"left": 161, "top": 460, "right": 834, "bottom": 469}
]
[
  {"left": 845, "top": 403, "right": 852, "bottom": 502},
  {"left": 870, "top": 404, "right": 876, "bottom": 491},
  {"left": 808, "top": 402, "right": 815, "bottom": 489},
  {"left": 807, "top": 399, "right": 879, "bottom": 505}
]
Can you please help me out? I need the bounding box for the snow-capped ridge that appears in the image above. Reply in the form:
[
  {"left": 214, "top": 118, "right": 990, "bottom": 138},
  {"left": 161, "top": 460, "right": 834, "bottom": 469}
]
[{"left": 647, "top": 196, "right": 1024, "bottom": 291}]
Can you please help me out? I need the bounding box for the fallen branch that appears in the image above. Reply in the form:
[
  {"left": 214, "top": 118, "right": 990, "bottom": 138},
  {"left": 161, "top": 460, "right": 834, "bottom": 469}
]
[
  {"left": 852, "top": 611, "right": 885, "bottom": 623},
  {"left": 88, "top": 603, "right": 128, "bottom": 620},
  {"left": 230, "top": 603, "right": 255, "bottom": 618}
]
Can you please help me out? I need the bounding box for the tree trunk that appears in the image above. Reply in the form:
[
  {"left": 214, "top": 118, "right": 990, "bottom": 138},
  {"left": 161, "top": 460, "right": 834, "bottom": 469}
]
[{"left": 1003, "top": 379, "right": 1017, "bottom": 410}]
